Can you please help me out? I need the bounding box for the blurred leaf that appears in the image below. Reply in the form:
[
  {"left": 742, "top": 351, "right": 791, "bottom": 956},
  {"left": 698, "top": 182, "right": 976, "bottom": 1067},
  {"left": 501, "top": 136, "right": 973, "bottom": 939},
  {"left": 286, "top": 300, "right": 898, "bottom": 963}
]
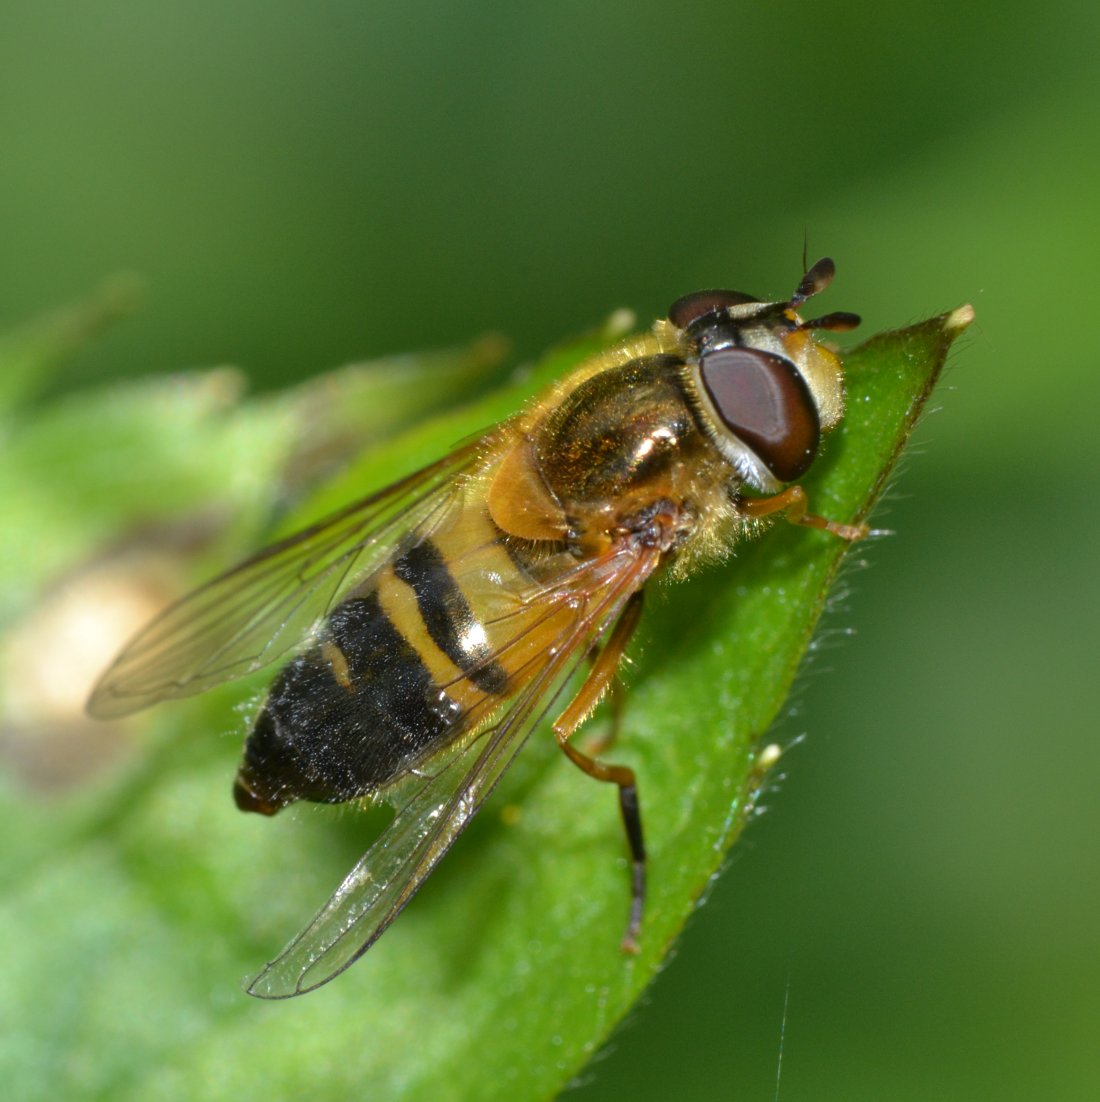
[
  {"left": 0, "top": 277, "right": 143, "bottom": 413},
  {"left": 265, "top": 332, "right": 510, "bottom": 514},
  {"left": 0, "top": 314, "right": 508, "bottom": 627},
  {"left": 0, "top": 305, "right": 971, "bottom": 1101},
  {"left": 0, "top": 368, "right": 263, "bottom": 623}
]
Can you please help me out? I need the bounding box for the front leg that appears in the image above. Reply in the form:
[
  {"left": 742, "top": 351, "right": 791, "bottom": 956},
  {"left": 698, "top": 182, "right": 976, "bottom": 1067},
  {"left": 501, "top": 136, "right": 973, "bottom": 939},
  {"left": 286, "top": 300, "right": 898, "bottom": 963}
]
[{"left": 739, "top": 485, "right": 869, "bottom": 542}]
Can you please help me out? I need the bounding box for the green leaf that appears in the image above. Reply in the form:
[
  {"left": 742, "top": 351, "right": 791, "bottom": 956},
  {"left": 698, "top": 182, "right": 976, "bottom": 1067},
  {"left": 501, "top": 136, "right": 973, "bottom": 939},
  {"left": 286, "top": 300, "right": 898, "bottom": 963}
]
[
  {"left": 0, "top": 305, "right": 971, "bottom": 1101},
  {"left": 0, "top": 277, "right": 143, "bottom": 412}
]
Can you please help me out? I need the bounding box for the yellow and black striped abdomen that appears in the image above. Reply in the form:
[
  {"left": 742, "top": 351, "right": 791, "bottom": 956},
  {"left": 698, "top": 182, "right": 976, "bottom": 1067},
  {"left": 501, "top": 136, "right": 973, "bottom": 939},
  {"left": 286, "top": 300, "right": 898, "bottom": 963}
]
[{"left": 233, "top": 497, "right": 572, "bottom": 815}]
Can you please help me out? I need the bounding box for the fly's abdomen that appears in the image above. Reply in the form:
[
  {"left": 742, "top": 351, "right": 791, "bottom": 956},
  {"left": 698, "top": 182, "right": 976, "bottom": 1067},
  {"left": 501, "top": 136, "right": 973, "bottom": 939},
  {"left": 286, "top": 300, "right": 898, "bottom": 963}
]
[
  {"left": 390, "top": 538, "right": 509, "bottom": 696},
  {"left": 233, "top": 501, "right": 543, "bottom": 815}
]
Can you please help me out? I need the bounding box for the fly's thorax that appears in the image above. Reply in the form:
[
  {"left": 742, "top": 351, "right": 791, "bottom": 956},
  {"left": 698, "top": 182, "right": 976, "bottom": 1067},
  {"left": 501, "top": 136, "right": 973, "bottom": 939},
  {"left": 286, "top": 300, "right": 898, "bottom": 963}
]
[
  {"left": 532, "top": 355, "right": 704, "bottom": 511},
  {"left": 485, "top": 346, "right": 741, "bottom": 562}
]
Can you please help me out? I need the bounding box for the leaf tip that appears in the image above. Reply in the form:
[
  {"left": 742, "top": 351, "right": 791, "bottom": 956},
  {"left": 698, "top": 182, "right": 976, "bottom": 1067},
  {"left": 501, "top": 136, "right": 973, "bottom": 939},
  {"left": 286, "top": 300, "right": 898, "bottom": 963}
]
[{"left": 945, "top": 303, "right": 976, "bottom": 333}]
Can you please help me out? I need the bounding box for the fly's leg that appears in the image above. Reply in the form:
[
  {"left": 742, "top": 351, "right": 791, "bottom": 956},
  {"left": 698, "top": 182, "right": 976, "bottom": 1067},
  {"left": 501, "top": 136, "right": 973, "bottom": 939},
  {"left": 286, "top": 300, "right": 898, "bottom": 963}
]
[
  {"left": 584, "top": 675, "right": 627, "bottom": 759},
  {"left": 553, "top": 590, "right": 646, "bottom": 953},
  {"left": 740, "top": 485, "right": 870, "bottom": 542},
  {"left": 580, "top": 595, "right": 635, "bottom": 759}
]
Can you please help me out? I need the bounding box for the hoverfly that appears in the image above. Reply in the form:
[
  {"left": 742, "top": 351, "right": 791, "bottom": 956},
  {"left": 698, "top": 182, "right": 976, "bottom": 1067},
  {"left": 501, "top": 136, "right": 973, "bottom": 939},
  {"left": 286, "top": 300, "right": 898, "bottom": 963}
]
[{"left": 88, "top": 258, "right": 868, "bottom": 998}]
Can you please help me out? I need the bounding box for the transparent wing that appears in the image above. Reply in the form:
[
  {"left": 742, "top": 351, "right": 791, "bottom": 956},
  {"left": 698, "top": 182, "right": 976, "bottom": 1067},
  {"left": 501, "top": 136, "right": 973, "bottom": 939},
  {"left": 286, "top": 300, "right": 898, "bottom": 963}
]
[
  {"left": 87, "top": 442, "right": 486, "bottom": 718},
  {"left": 245, "top": 540, "right": 661, "bottom": 998}
]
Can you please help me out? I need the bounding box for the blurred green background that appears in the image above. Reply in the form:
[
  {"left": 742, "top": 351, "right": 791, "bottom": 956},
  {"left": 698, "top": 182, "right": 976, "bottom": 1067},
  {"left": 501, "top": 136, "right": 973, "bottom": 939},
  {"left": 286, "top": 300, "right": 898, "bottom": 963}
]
[{"left": 2, "top": 1, "right": 1097, "bottom": 1099}]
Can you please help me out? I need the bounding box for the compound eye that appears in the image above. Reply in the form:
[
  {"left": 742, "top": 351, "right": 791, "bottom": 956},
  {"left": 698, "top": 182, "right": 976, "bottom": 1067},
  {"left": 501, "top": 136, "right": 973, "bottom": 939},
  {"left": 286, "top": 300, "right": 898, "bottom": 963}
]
[
  {"left": 698, "top": 347, "right": 821, "bottom": 482},
  {"left": 669, "top": 288, "right": 760, "bottom": 330}
]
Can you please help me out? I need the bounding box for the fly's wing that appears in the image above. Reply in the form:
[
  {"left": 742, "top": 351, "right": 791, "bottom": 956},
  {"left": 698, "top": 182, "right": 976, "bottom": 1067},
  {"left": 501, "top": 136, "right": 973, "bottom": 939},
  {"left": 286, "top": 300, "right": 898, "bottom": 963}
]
[
  {"left": 245, "top": 540, "right": 662, "bottom": 999},
  {"left": 87, "top": 442, "right": 487, "bottom": 719}
]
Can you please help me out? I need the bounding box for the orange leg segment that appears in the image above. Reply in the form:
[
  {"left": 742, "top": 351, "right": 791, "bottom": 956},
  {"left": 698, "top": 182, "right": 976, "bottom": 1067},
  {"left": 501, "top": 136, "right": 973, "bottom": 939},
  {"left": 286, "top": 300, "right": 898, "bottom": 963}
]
[
  {"left": 553, "top": 589, "right": 646, "bottom": 953},
  {"left": 740, "top": 485, "right": 869, "bottom": 542}
]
